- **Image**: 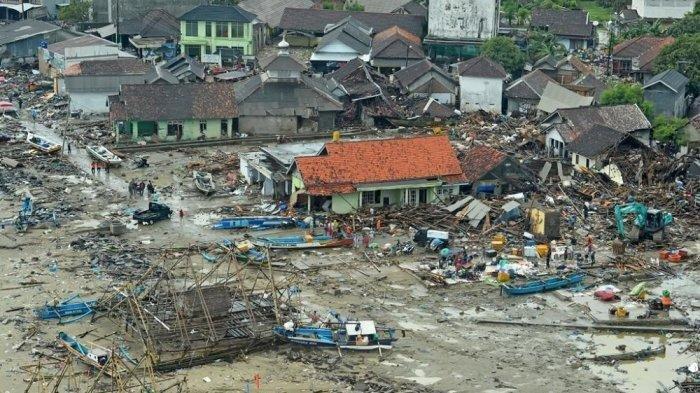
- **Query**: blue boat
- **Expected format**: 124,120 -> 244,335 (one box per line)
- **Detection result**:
252,235 -> 353,249
274,320 -> 399,351
58,331 -> 113,373
35,295 -> 96,323
212,216 -> 296,230
501,273 -> 585,296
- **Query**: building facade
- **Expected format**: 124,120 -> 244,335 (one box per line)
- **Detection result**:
630,0 -> 695,19
424,0 -> 499,61
179,5 -> 263,64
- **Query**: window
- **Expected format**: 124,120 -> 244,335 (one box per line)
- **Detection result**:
586,158 -> 590,168
575,155 -> 579,165
205,22 -> 212,37
167,122 -> 182,136
361,190 -> 380,205
220,119 -> 228,136
419,189 -> 428,204
185,45 -> 200,58
199,121 -> 207,133
231,22 -> 244,37
406,189 -> 417,205
185,21 -> 198,36
216,22 -> 228,38
436,186 -> 453,198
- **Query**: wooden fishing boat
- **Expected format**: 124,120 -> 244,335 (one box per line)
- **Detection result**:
590,345 -> 666,362
57,331 -> 113,375
252,235 -> 353,249
35,295 -> 96,323
193,170 -> 216,195
26,132 -> 61,154
501,273 -> 584,296
274,320 -> 399,351
86,145 -> 122,166
212,216 -> 296,230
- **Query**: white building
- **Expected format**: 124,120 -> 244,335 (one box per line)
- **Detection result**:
427,0 -> 499,41
631,0 -> 695,19
457,56 -> 507,113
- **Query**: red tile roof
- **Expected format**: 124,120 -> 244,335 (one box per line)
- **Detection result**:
459,145 -> 507,182
612,36 -> 675,72
295,136 -> 465,195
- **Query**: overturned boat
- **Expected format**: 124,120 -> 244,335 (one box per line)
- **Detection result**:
86,145 -> 122,166
501,273 -> 584,296
193,170 -> 216,195
26,132 -> 61,154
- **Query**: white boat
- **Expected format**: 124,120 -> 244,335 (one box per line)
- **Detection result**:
193,170 -> 216,195
26,132 -> 61,154
86,145 -> 122,166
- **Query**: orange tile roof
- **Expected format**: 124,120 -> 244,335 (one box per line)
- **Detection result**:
459,145 -> 507,182
295,136 -> 466,195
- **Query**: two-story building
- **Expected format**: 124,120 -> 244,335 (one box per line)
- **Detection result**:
179,5 -> 265,65
643,69 -> 689,118
423,0 -> 499,62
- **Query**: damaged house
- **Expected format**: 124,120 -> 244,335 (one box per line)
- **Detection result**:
457,56 -> 508,114
327,58 -> 401,127
109,83 -> 238,143
643,69 -> 689,118
290,136 -> 466,214
542,104 -> 653,158
240,142 -> 324,198
504,70 -> 556,114
64,58 -> 153,114
369,26 -> 424,72
611,36 -> 675,82
278,8 -> 425,47
528,54 -> 593,85
118,8 -> 180,60
310,17 -> 373,73
234,50 -> 344,134
530,9 -> 596,51
393,59 -> 458,105
568,124 -> 649,173
459,144 -> 531,195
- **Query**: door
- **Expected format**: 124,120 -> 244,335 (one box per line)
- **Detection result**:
418,189 -> 428,204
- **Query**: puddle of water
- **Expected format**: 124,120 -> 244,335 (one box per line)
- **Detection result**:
582,333 -> 693,393
396,368 -> 442,386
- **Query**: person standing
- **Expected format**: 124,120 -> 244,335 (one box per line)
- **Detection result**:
90,162 -> 95,175
138,181 -> 145,196
179,208 -> 184,224
67,141 -> 71,154
128,181 -> 134,199
96,162 -> 101,174
147,181 -> 155,196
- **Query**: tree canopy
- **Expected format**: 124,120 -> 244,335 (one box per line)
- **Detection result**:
653,34 -> 700,94
599,83 -> 655,120
480,36 -> 526,76
526,30 -> 567,62
58,0 -> 91,22
652,115 -> 688,142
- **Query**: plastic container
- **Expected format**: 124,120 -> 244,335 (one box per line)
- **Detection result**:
659,250 -> 670,260
536,244 -> 549,257
667,253 -> 682,263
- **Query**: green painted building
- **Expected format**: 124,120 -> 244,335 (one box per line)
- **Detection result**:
179,4 -> 265,64
290,136 -> 466,214
109,83 -> 238,144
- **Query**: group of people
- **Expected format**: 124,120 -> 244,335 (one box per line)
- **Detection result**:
128,179 -> 155,198
90,161 -> 109,175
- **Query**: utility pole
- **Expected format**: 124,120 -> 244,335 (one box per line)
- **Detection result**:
20,0 -> 25,19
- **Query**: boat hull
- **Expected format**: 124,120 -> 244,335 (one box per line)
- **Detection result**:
502,273 -> 584,296
252,236 -> 353,249
26,133 -> 61,154
193,171 -> 216,195
86,146 -> 122,166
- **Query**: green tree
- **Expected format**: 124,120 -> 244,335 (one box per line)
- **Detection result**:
621,20 -> 663,39
344,0 -> 364,11
652,115 -> 688,142
516,7 -> 530,25
526,30 -> 567,62
667,14 -> 700,37
599,83 -> 655,120
480,36 -> 526,76
58,0 -> 91,22
653,34 -> 700,94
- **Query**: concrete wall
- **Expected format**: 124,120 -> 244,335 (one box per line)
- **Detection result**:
572,152 -> 596,169
239,115 -> 298,135
631,0 -> 695,19
120,118 -> 231,142
427,0 -> 498,41
507,97 -> 538,114
644,84 -> 687,118
459,75 -> 502,113
69,92 -> 112,113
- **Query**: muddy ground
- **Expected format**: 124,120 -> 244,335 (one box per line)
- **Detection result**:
0,120 -> 697,393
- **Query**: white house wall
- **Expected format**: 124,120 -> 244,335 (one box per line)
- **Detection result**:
69,92 -> 111,113
631,0 -> 695,18
427,0 -> 499,41
459,75 -> 502,113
